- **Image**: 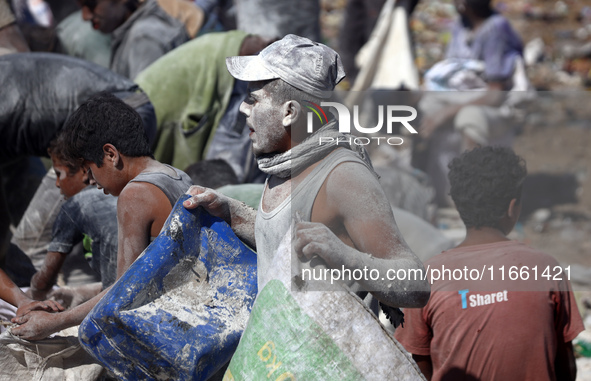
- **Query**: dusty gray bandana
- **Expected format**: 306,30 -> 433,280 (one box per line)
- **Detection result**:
256,119 -> 373,179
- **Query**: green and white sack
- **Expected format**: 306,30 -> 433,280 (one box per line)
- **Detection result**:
224,229 -> 425,380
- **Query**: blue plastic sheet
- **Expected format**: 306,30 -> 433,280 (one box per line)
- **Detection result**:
79,194 -> 257,380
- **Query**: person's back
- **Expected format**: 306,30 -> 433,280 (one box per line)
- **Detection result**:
409,241 -> 579,380
134,30 -> 249,169
135,31 -> 270,182
0,52 -> 156,160
395,146 -> 583,381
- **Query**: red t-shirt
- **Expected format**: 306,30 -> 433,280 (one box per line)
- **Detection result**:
395,240 -> 584,381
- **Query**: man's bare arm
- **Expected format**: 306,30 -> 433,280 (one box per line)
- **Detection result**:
115,182 -> 163,278
295,161 -> 430,307
11,287 -> 109,340
184,185 -> 257,249
0,268 -> 63,319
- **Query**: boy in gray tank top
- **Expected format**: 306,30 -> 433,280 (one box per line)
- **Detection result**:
12,93 -> 192,340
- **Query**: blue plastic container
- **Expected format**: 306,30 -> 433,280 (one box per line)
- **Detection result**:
79,194 -> 257,380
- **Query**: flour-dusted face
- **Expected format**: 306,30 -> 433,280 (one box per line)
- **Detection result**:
239,83 -> 291,157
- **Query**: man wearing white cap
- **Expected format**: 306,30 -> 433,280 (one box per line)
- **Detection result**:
184,34 -> 429,309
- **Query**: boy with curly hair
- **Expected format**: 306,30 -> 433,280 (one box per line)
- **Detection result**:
395,146 -> 583,380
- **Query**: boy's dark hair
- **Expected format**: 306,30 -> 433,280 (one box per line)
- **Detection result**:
448,146 -> 527,230
184,159 -> 239,189
48,131 -> 83,175
62,92 -> 153,167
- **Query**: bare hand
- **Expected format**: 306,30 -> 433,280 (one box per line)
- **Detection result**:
183,186 -> 231,223
15,300 -> 64,318
11,311 -> 62,341
293,222 -> 349,268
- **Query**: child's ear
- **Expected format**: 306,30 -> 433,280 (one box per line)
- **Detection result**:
103,144 -> 120,166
